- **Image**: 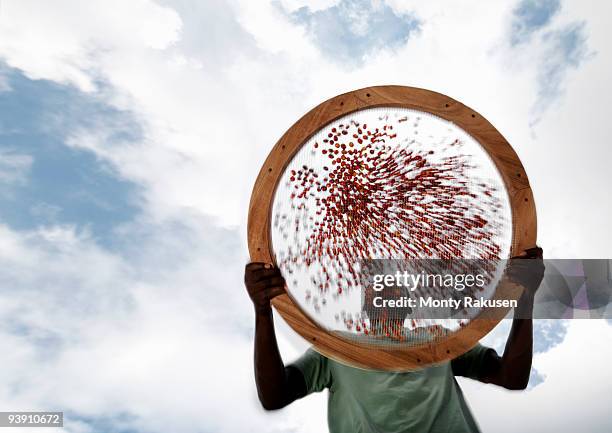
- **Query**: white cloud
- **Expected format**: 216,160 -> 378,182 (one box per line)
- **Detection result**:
461,320 -> 612,433
0,218 -> 278,432
0,0 -> 182,93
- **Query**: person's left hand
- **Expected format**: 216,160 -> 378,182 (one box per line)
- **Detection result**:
506,246 -> 545,298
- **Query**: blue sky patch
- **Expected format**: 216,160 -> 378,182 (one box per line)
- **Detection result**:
506,1 -> 592,120
533,320 -> 568,353
0,65 -> 143,248
280,0 -> 420,66
538,22 -> 589,104
511,0 -> 561,45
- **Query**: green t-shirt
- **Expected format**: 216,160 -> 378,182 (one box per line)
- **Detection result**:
290,344 -> 491,433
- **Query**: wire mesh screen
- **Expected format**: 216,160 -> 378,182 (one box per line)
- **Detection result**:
271,107 -> 513,349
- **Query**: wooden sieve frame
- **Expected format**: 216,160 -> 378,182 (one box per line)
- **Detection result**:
247,85 -> 537,371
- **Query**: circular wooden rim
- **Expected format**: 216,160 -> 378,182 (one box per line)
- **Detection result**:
248,85 -> 537,371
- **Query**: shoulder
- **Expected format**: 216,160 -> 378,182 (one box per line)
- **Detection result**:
451,343 -> 496,379
288,348 -> 333,393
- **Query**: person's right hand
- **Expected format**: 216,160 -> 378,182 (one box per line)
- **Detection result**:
245,262 -> 286,314
507,246 -> 545,298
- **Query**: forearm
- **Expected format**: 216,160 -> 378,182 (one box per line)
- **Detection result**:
254,306 -> 290,409
499,291 -> 534,389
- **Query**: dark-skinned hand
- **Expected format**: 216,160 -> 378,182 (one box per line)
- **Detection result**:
244,262 -> 286,314
507,246 -> 545,297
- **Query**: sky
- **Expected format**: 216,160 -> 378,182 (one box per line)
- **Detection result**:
0,0 -> 611,432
